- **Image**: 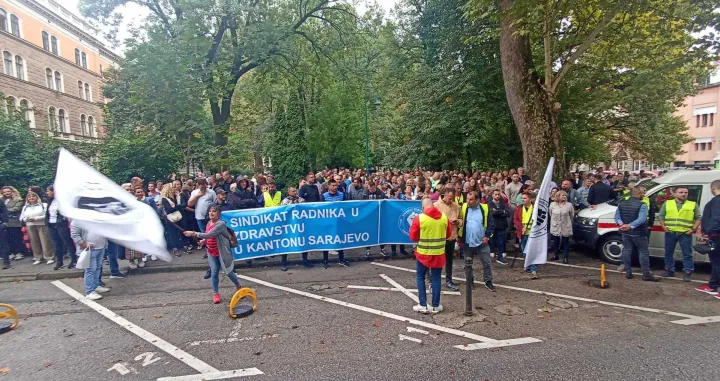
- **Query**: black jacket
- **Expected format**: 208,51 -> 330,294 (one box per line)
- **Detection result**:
229,188 -> 258,209
0,201 -> 8,227
298,184 -> 321,203
363,189 -> 386,200
45,198 -> 68,226
702,194 -> 720,236
588,182 -> 615,205
487,199 -> 510,231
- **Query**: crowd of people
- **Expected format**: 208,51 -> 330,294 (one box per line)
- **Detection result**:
4,165 -> 720,308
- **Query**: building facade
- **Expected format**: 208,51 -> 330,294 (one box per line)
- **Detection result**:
674,79 -> 720,167
0,0 -> 119,142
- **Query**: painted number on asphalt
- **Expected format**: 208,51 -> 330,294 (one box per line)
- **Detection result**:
135,352 -> 162,367
108,352 -> 162,375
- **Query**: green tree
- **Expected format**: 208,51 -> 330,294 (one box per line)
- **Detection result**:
267,94 -> 309,188
466,0 -> 719,179
98,130 -> 183,183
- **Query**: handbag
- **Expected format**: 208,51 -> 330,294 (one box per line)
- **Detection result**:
75,247 -> 91,269
167,211 -> 182,223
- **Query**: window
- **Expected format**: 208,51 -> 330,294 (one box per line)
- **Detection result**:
19,99 -> 34,128
78,81 -> 83,98
88,116 -> 96,137
81,52 -> 87,69
99,64 -> 103,76
695,143 -> 699,151
57,108 -> 66,132
703,114 -> 708,127
74,48 -> 80,65
14,56 -> 23,80
46,68 -> 53,88
701,142 -> 707,151
3,51 -> 13,76
0,10 -> 6,32
711,114 -> 715,127
10,14 -> 19,37
697,115 -> 701,128
84,83 -> 91,101
48,106 -> 57,130
710,142 -> 713,151
80,114 -> 87,135
6,96 -> 16,115
50,36 -> 58,55
42,31 -> 49,50
54,71 -> 62,92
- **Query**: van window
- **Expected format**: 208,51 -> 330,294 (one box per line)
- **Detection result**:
648,185 -> 702,214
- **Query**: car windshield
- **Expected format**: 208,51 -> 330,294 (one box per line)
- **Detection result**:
607,179 -> 661,206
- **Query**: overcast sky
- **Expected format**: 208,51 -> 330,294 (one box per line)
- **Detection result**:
63,0 -> 400,54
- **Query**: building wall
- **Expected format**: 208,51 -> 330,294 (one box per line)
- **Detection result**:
0,0 -> 120,142
674,84 -> 720,166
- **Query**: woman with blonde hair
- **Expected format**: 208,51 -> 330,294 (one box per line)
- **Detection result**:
20,191 -> 55,265
160,183 -> 187,257
549,190 -> 574,263
2,186 -> 27,260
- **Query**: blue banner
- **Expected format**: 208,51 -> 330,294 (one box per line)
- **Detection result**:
221,200 -> 422,260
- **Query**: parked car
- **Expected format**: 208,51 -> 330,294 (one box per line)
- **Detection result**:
573,170 -> 720,264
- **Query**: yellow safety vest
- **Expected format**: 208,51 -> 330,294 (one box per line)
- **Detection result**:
263,191 -> 282,207
455,193 -> 465,205
417,213 -> 449,256
522,205 -> 533,235
664,199 -> 696,233
458,203 -> 489,237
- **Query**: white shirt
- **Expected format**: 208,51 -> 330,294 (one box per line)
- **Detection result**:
48,199 -> 60,224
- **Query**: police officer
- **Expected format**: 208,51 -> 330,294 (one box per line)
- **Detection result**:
615,187 -> 659,281
409,198 -> 452,314
658,186 -> 701,281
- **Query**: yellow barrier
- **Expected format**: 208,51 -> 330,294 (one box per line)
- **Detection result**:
0,303 -> 19,331
229,288 -> 257,319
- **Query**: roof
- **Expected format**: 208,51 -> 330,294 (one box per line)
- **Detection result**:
653,169 -> 720,184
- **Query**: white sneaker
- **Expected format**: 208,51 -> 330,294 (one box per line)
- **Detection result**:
151,255 -> 157,261
428,305 -> 444,314
15,254 -> 23,260
33,260 -> 42,265
95,286 -> 111,293
413,304 -> 429,314
128,261 -> 138,270
138,260 -> 145,268
329,250 -> 338,255
142,256 -> 148,262
617,264 -> 625,272
46,260 -> 55,265
86,292 -> 102,300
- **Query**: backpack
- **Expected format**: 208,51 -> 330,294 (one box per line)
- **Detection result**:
226,227 -> 238,248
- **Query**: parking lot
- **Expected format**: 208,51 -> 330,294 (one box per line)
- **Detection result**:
1,251 -> 720,380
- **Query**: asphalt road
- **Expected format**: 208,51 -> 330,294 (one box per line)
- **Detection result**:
1,250 -> 719,381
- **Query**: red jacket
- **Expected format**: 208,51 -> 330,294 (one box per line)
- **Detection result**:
513,204 -> 532,239
409,206 -> 453,268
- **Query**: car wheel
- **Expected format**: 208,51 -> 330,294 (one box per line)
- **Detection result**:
598,234 -> 623,265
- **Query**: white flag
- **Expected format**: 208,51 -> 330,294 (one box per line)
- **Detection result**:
54,149 -> 171,261
523,157 -> 555,268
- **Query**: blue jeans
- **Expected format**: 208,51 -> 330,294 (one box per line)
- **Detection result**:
520,235 -> 537,272
664,232 -> 694,273
84,248 -> 105,295
207,255 -> 241,293
197,219 -> 207,234
553,235 -> 570,260
416,260 -> 442,308
622,234 -> 651,276
490,230 -> 506,260
105,242 -> 121,276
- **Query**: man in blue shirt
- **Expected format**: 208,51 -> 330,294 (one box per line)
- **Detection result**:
614,187 -> 659,281
457,191 -> 496,291
321,180 -> 349,269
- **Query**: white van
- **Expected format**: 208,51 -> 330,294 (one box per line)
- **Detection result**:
573,170 -> 720,264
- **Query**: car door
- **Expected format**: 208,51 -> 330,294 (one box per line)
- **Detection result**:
647,185 -> 703,259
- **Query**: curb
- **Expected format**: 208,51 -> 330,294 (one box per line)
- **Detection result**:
0,253 -> 414,283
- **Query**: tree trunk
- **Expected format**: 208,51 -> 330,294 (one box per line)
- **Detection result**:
498,0 -> 565,182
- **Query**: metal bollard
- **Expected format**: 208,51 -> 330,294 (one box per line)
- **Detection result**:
464,253 -> 474,316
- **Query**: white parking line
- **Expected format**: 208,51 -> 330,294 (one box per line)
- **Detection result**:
51,281 -> 263,379
454,339 -> 545,351
398,334 -> 423,343
669,316 -> 720,325
370,262 -> 702,320
379,274 -> 419,303
407,326 -> 429,334
504,256 -> 706,284
235,274 -> 542,348
346,285 -> 461,295
157,369 -> 265,381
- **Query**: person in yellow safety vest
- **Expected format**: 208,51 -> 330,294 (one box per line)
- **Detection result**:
658,185 -> 701,281
260,181 -> 282,207
457,191 -> 496,291
454,182 -> 466,206
513,192 -> 538,278
409,198 -> 452,314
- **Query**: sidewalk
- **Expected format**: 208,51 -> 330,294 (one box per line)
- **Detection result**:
0,247 -> 412,283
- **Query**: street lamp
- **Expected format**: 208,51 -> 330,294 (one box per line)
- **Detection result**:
365,96 -> 381,174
